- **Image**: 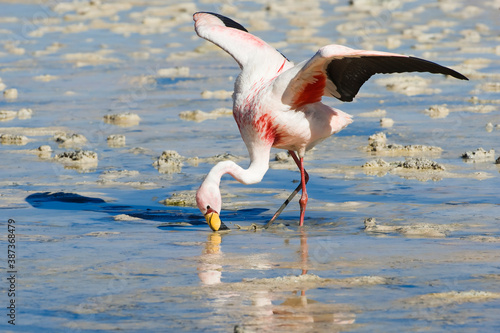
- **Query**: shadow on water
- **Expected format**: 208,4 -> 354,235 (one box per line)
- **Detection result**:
24,192 -> 270,230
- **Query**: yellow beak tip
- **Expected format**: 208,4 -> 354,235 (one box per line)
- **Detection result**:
205,212 -> 221,232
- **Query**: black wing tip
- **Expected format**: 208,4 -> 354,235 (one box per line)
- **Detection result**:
408,56 -> 469,81
326,55 -> 469,103
338,95 -> 354,102
195,11 -> 248,32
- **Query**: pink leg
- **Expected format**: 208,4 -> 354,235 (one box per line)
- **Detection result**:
289,151 -> 309,226
288,151 -> 309,183
264,151 -> 309,228
298,156 -> 308,226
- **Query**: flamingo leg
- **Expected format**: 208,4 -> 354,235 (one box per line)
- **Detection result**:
264,182 -> 302,228
264,151 -> 309,228
298,156 -> 308,226
288,151 -> 309,184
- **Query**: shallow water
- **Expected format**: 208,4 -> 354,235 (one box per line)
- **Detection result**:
1,0 -> 500,332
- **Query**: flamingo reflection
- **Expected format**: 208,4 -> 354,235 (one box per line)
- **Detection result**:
272,229 -> 356,328
197,229 -> 356,329
197,232 -> 223,285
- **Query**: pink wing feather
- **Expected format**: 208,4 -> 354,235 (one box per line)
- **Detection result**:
193,12 -> 287,71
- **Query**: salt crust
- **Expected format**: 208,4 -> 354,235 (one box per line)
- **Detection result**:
0,134 -> 28,145
107,134 -> 126,147
103,113 -> 141,127
54,132 -> 87,147
54,150 -> 98,169
461,148 -> 495,163
364,217 -> 457,237
0,108 -> 33,121
366,132 -> 442,155
404,290 -> 500,307
179,108 -> 232,122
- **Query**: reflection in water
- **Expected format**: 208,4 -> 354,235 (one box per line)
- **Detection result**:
272,229 -> 356,329
198,233 -> 223,285
300,227 -> 309,276
197,229 -> 356,330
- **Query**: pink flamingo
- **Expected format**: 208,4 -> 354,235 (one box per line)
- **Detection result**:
193,12 -> 467,231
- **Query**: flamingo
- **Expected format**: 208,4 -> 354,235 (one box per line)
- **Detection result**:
193,12 -> 467,231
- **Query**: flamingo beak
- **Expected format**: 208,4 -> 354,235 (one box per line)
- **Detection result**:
205,211 -> 221,231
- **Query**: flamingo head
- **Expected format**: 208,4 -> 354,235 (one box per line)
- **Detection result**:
196,179 -> 223,231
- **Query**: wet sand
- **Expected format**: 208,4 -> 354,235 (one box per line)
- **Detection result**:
0,0 -> 499,332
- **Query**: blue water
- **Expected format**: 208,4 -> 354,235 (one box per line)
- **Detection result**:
1,0 -> 499,332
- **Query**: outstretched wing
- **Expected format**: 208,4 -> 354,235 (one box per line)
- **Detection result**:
193,12 -> 288,72
279,45 -> 468,108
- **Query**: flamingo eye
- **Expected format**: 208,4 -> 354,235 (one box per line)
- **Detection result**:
206,205 -> 211,209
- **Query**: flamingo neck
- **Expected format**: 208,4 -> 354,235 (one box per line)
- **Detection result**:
206,149 -> 270,187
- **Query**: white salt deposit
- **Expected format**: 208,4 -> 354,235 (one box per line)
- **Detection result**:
3,88 -> 18,99
107,134 -> 126,147
103,113 -> 141,127
179,108 -> 232,122
0,133 -> 28,145
201,90 -> 233,99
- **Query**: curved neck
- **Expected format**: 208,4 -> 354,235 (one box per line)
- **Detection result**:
206,146 -> 271,186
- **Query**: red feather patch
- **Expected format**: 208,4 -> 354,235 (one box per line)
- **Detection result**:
253,112 -> 276,144
251,112 -> 286,146
291,74 -> 326,109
